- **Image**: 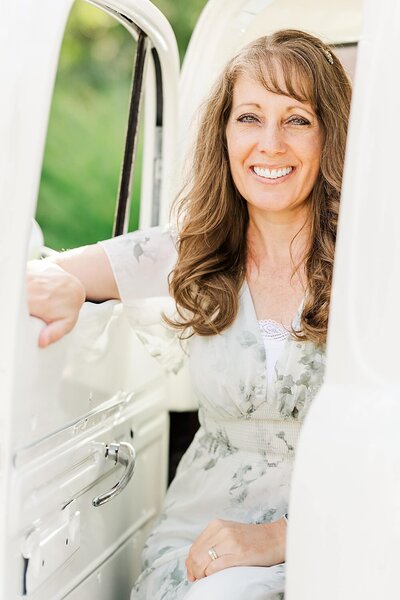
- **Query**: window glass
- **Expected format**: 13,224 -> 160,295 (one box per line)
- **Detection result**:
35,1 -> 140,251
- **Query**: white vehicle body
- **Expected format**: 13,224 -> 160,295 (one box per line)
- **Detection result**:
0,0 -> 398,599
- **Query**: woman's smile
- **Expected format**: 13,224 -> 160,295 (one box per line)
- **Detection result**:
250,165 -> 294,183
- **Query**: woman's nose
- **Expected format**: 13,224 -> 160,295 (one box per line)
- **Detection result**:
257,123 -> 286,155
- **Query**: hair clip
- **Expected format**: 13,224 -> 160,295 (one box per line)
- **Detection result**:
323,48 -> 334,65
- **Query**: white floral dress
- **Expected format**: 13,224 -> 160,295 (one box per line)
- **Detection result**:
100,226 -> 325,600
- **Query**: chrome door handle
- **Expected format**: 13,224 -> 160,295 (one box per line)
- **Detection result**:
92,442 -> 136,507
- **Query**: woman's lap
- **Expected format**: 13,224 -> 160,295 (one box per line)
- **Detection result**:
131,560 -> 285,600
183,565 -> 285,600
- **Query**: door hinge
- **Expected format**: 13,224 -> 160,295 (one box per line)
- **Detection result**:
21,499 -> 80,596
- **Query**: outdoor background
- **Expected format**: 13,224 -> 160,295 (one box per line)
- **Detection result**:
36,0 -> 207,250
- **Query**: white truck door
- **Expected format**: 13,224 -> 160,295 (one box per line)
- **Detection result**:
0,1 -> 180,599
286,0 -> 400,597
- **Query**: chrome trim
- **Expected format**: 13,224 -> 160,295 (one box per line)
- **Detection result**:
13,391 -> 134,469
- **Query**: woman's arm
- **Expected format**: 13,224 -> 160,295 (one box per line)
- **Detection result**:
27,226 -> 177,347
27,244 -> 119,348
45,244 -> 119,302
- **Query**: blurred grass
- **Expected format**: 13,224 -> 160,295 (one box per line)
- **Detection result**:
36,80 -> 134,249
36,0 -> 207,250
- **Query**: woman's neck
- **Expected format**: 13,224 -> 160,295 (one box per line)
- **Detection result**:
246,206 -> 311,269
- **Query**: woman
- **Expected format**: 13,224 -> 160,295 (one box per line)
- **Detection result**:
28,30 -> 351,600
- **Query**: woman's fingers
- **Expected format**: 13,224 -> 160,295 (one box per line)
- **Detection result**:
187,544 -> 234,581
186,520 -> 229,581
204,553 -> 235,577
38,318 -> 74,348
27,260 -> 86,347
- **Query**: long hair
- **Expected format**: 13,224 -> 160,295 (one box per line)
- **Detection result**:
167,30 -> 352,345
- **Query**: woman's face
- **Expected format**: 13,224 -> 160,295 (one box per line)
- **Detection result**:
225,71 -> 323,219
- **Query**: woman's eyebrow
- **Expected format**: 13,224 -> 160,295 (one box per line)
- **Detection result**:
233,102 -> 315,117
286,105 -> 315,117
234,102 -> 262,110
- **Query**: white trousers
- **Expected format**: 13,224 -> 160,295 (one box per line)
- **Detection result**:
183,565 -> 285,600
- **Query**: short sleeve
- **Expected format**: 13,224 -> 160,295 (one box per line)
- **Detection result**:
98,225 -> 177,304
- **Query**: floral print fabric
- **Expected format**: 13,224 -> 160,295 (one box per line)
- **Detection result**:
100,227 -> 326,600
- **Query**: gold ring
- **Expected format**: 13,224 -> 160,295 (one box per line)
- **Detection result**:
208,546 -> 218,561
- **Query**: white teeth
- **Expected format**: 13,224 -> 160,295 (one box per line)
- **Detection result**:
253,166 -> 293,179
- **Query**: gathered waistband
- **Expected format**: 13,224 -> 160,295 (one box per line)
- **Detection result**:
198,410 -> 302,456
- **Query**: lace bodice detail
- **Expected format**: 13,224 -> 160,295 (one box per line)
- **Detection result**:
258,319 -> 290,341
258,319 -> 289,384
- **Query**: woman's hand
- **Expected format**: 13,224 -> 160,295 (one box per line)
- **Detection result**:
185,518 -> 286,582
27,261 -> 86,348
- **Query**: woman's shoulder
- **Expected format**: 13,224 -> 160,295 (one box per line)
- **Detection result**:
98,225 -> 178,302
100,224 -> 177,259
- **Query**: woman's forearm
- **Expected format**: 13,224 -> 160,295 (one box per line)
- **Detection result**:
46,243 -> 120,302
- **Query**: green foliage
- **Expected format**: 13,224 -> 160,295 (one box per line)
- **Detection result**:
56,3 -> 134,88
36,0 -> 207,250
36,80 -> 137,250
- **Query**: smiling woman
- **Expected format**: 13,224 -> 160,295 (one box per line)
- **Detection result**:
169,30 -> 351,347
27,28 -> 351,600
225,76 -> 323,332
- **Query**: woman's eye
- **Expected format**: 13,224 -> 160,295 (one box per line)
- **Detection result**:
237,114 -> 259,124
287,116 -> 310,126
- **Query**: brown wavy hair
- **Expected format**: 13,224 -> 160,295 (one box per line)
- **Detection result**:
167,29 -> 352,345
